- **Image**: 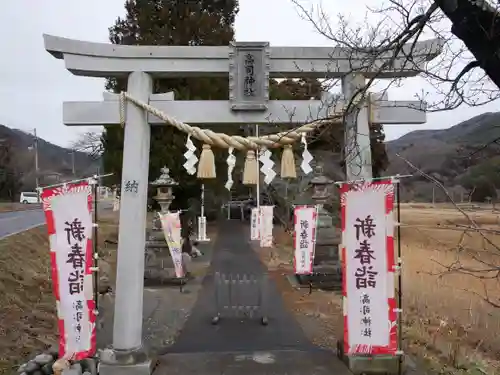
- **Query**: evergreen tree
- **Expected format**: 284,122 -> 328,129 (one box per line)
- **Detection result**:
103,0 -> 239,209
0,139 -> 20,201
270,78 -> 387,176
102,0 -> 387,210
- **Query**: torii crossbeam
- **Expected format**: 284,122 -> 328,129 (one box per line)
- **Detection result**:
44,34 -> 443,375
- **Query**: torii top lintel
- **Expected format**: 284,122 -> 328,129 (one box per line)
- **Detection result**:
43,34 -> 443,80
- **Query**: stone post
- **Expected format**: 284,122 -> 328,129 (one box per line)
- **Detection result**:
100,72 -> 153,374
342,73 -> 373,181
340,76 -> 398,375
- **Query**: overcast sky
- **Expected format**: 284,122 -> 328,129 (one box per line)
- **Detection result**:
1,0 -> 499,147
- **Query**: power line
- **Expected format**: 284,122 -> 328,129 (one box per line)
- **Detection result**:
465,136 -> 500,159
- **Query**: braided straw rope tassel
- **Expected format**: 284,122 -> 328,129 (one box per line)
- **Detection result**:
119,91 -> 338,179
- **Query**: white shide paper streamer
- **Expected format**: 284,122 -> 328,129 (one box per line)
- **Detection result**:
183,135 -> 198,175
225,147 -> 236,190
300,133 -> 313,175
259,148 -> 276,185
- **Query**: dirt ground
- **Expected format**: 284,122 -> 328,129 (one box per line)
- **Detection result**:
256,206 -> 500,375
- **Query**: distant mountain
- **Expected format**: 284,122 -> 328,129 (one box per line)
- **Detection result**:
386,112 -> 500,202
0,124 -> 100,190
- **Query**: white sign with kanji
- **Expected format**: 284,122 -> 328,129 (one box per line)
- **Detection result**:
293,206 -> 317,274
250,207 -> 260,240
159,211 -> 185,278
259,205 -> 274,247
42,181 -> 96,360
340,180 -> 398,356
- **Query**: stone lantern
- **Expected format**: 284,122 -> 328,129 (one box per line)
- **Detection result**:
309,164 -> 342,286
145,166 -> 178,279
311,165 -> 332,205
150,166 -> 178,231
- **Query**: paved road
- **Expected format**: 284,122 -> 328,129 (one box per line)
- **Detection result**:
0,209 -> 46,239
0,201 -> 114,240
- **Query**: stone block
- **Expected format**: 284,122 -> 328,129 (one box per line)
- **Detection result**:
98,360 -> 153,375
98,346 -> 153,375
343,355 -> 401,375
33,354 -> 53,366
61,369 -> 81,375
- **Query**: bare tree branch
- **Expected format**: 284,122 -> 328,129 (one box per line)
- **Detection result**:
72,131 -> 103,160
396,152 -> 500,309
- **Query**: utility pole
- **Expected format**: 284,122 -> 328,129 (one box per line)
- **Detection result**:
71,149 -> 75,176
33,128 -> 40,199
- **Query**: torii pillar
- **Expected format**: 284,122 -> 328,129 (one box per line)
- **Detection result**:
43,34 -> 442,374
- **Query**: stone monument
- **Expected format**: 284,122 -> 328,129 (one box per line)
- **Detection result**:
309,165 -> 342,288
145,167 -> 178,279
294,164 -> 341,288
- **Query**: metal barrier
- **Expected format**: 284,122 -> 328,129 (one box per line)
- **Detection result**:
212,272 -> 269,325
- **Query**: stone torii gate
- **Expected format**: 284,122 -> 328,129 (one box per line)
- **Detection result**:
43,34 -> 442,373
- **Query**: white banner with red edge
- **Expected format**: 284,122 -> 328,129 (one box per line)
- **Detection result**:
293,205 -> 318,274
250,208 -> 260,240
159,211 -> 185,278
340,180 -> 397,356
41,181 -> 96,360
259,205 -> 274,247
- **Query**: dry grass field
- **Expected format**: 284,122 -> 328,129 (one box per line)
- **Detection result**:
0,211 -> 119,375
400,205 -> 500,373
0,202 -> 41,213
256,205 -> 500,375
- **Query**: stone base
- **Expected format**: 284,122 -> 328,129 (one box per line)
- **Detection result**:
337,341 -> 402,375
196,237 -> 210,242
344,355 -> 401,375
99,347 -> 154,375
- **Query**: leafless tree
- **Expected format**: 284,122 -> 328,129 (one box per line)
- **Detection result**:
287,0 -> 500,308
72,131 -> 103,160
291,0 -> 500,111
398,153 -> 500,309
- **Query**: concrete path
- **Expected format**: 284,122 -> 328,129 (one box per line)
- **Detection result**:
157,350 -> 350,375
155,221 -> 352,374
168,220 -> 313,353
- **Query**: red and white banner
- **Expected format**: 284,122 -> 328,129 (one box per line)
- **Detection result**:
293,205 -> 318,274
340,180 -> 397,356
259,205 -> 274,247
250,208 -> 260,240
41,181 -> 96,360
159,212 -> 185,278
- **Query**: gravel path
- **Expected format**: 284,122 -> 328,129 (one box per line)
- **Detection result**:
96,241 -> 214,356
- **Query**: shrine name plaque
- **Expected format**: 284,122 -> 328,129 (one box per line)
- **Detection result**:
229,41 -> 270,111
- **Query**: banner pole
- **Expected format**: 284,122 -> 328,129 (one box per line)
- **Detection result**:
39,173 -> 114,190
333,174 -> 413,186
395,178 -> 403,375
92,176 -> 99,314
